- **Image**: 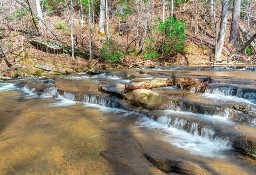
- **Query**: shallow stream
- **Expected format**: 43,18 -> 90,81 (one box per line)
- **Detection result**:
0,66 -> 256,174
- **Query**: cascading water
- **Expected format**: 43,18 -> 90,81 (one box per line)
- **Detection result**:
206,85 -> 256,103
0,83 -> 17,91
137,116 -> 231,157
83,95 -> 120,108
155,116 -> 219,141
1,67 -> 256,171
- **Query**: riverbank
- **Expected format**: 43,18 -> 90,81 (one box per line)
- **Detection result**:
1,45 -> 255,80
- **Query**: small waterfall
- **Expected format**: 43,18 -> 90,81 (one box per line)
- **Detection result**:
83,95 -> 120,108
155,116 -> 218,141
190,122 -> 199,135
137,116 -> 231,157
201,128 -> 216,140
41,86 -> 58,98
172,118 -> 187,130
246,66 -> 256,71
207,85 -> 256,103
62,92 -> 75,101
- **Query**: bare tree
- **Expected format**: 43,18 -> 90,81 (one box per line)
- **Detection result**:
99,0 -> 105,34
88,0 -> 93,59
162,0 -> 165,22
215,0 -> 229,62
35,0 -> 43,25
230,0 -> 241,46
171,0 -> 174,17
137,0 -> 150,55
70,0 -> 75,59
0,41 -> 12,67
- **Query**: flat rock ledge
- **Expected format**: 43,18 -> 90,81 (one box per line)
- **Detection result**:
144,153 -> 208,175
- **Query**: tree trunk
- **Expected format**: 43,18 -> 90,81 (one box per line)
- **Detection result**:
124,77 -> 211,93
70,0 -> 75,59
162,0 -> 165,22
246,0 -> 252,29
25,0 -> 40,34
106,0 -> 110,39
239,24 -> 256,51
210,0 -> 214,20
171,0 -> 174,17
230,0 -> 241,46
240,32 -> 256,52
137,0 -> 150,55
35,0 -> 43,25
0,44 -> 12,67
99,0 -> 105,34
88,1 -> 93,60
212,0 -> 217,62
215,0 -> 229,62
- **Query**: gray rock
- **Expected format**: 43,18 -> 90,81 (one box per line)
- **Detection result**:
232,136 -> 256,159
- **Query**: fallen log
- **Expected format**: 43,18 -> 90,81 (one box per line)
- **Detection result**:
239,24 -> 256,52
30,39 -> 64,54
63,46 -> 90,59
125,76 -> 211,93
30,39 -> 91,58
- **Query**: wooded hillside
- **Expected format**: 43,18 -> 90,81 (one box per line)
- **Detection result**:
0,0 -> 256,76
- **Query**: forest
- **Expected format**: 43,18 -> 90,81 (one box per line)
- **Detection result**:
0,0 -> 255,77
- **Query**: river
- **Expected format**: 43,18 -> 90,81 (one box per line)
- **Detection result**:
0,66 -> 255,175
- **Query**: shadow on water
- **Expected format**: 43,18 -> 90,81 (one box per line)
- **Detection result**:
0,91 -> 22,133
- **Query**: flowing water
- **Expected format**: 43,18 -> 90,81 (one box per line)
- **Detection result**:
0,66 -> 256,175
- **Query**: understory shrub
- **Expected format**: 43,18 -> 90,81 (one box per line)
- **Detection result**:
100,39 -> 124,63
143,17 -> 186,59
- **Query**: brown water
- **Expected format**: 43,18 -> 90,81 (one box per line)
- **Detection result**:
0,67 -> 256,175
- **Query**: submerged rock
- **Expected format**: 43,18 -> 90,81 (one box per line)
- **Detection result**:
232,136 -> 256,159
144,153 -> 207,175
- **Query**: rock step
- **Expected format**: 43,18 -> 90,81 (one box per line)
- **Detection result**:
125,89 -> 256,125
144,153 -> 208,175
207,83 -> 256,103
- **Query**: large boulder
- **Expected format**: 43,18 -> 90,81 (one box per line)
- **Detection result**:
144,153 -> 207,175
232,136 -> 256,159
124,89 -> 170,110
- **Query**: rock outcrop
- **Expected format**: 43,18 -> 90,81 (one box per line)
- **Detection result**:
232,136 -> 256,159
144,153 -> 208,175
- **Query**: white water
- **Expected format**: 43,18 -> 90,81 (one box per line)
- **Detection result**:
64,76 -> 90,80
137,116 -> 231,157
83,103 -> 127,113
0,83 -> 17,91
50,93 -> 76,107
91,73 -> 120,79
164,109 -> 233,124
65,74 -> 131,83
201,93 -> 255,105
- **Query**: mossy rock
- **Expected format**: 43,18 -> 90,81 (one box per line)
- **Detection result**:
125,89 -> 170,110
